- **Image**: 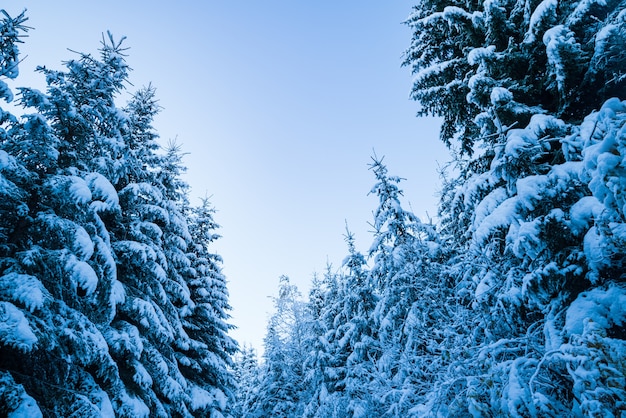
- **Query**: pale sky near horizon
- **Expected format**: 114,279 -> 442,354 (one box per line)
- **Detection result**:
6,2 -> 449,353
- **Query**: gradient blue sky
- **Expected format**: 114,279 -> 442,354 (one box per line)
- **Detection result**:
7,1 -> 449,352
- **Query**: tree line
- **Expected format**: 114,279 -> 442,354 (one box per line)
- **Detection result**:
1,0 -> 625,415
233,0 -> 626,416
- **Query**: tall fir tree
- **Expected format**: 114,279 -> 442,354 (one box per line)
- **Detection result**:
183,197 -> 238,417
404,0 -> 626,415
0,13 -> 237,416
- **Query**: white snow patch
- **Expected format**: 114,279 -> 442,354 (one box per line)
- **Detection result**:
473,187 -> 509,230
583,226 -> 610,278
525,0 -> 557,43
473,197 -> 520,245
190,386 -> 220,411
86,172 -> 119,212
7,391 -> 42,418
110,280 -> 126,306
543,26 -> 581,94
567,0 -> 608,26
67,176 -> 92,205
115,241 -> 157,264
511,218 -> 544,259
516,175 -> 548,210
72,226 -> 94,261
504,357 -> 533,416
106,322 -> 144,359
593,23 -> 618,59
504,128 -> 538,159
94,388 -> 115,418
468,45 -> 496,66
490,87 -> 513,106
474,271 -> 496,304
0,273 -> 47,313
0,150 -> 12,169
0,302 -> 38,351
132,300 -> 174,341
569,196 -> 604,235
119,391 -> 150,418
564,285 -> 626,336
132,360 -> 153,389
68,260 -> 98,295
526,114 -> 566,136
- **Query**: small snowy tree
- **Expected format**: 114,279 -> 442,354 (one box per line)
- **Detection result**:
309,229 -> 380,418
232,344 -> 262,418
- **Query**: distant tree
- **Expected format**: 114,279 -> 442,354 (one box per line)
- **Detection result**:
303,228 -> 380,417
232,344 -> 262,418
253,276 -> 310,418
366,157 -> 451,416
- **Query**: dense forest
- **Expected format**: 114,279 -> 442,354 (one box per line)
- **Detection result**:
231,0 -> 626,416
1,0 -> 625,417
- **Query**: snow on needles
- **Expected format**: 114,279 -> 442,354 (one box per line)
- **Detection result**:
0,273 -> 47,312
565,285 -> 626,336
0,301 -> 38,351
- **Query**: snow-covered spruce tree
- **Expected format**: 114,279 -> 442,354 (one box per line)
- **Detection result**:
404,0 -> 626,415
183,197 -> 238,416
0,25 -> 236,416
425,101 -> 626,417
110,88 -> 235,416
403,0 -> 626,154
366,157 -> 452,416
299,259 -> 375,418
0,24 -> 127,417
298,270 -> 333,417
111,148 -> 193,415
559,99 -> 626,416
299,267 -> 348,418
305,230 -> 380,418
0,10 -> 45,418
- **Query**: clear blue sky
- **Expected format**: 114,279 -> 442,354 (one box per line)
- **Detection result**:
7,1 -> 449,353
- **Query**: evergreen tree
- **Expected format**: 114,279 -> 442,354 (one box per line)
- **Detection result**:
254,276 -> 310,418
232,344 -> 262,418
0,23 -> 128,417
403,0 -> 626,153
0,15 -> 237,416
0,11 -> 44,418
404,0 -> 626,414
111,118 -> 194,416
367,157 -> 450,416
303,228 -> 380,417
183,197 -> 238,417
